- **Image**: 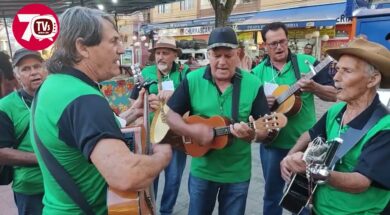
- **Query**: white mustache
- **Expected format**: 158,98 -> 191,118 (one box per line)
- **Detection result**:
157,63 -> 168,71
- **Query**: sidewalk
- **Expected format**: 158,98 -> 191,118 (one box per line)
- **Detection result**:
0,97 -> 332,215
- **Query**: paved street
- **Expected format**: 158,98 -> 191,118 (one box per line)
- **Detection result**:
0,98 -> 333,215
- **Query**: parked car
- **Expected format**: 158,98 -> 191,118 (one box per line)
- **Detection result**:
378,89 -> 390,108
178,49 -> 209,67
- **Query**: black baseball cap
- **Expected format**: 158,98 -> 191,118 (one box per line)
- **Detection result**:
207,27 -> 238,50
12,48 -> 43,67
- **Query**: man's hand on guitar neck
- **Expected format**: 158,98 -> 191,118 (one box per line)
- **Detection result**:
297,78 -> 317,93
297,77 -> 337,102
280,152 -> 306,182
230,121 -> 256,142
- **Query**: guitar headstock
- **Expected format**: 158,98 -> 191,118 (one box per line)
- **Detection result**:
254,112 -> 287,130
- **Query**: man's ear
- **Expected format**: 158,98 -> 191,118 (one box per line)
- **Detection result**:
75,38 -> 89,58
367,72 -> 381,89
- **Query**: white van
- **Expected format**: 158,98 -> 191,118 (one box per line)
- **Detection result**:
178,49 -> 209,66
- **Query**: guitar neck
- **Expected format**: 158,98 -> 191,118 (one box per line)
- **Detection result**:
276,56 -> 333,105
214,122 -> 255,137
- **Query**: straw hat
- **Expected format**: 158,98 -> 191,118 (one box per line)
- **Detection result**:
149,36 -> 182,56
326,38 -> 390,88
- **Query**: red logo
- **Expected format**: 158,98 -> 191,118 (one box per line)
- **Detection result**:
12,4 -> 59,51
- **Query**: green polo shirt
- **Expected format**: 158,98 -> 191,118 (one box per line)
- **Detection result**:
252,54 -> 324,149
130,63 -> 190,120
0,91 -> 43,194
32,67 -> 125,214
168,66 -> 269,183
312,101 -> 390,215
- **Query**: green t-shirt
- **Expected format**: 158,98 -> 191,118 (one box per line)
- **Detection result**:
31,68 -> 124,215
314,102 -> 390,215
168,66 -> 269,183
141,63 -> 189,95
252,54 -> 317,149
132,63 -> 189,121
0,91 -> 43,194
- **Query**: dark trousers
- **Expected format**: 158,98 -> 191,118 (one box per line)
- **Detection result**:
13,192 -> 44,215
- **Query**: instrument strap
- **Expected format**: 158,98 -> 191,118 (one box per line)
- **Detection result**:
31,88 -> 95,215
290,53 -> 301,81
231,68 -> 242,123
330,103 -> 388,167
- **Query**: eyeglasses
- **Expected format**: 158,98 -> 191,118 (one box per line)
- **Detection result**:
266,39 -> 288,49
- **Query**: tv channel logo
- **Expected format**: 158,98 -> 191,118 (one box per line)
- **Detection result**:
12,4 -> 59,51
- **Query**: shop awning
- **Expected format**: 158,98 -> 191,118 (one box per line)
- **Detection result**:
141,12 -> 256,33
237,3 -> 346,31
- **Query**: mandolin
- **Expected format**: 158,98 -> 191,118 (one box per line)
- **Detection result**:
271,56 -> 333,116
182,113 -> 287,157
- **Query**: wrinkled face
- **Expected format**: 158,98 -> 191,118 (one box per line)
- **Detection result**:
14,57 -> 47,94
155,48 -> 177,72
208,47 -> 238,81
264,28 -> 289,63
333,55 -> 378,102
86,19 -> 124,81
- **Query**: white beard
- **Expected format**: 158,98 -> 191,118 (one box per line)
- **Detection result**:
157,63 -> 168,72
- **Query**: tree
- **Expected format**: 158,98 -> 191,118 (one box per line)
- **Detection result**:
210,0 -> 236,27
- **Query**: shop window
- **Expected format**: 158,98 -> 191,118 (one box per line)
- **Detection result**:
158,4 -> 171,14
180,0 -> 194,10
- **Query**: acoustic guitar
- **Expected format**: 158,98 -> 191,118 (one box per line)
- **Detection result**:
271,56 -> 333,116
279,137 -> 342,214
107,66 -> 156,215
182,113 -> 287,157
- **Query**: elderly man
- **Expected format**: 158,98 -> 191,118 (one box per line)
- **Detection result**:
0,49 -> 46,214
251,22 -> 337,215
130,36 -> 190,215
31,7 -> 171,214
166,26 -> 270,215
281,38 -> 390,214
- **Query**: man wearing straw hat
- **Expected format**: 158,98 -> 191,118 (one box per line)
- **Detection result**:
131,36 -> 190,215
281,38 -> 390,214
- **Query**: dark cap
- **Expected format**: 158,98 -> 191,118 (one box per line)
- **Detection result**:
207,27 -> 238,50
12,48 -> 43,67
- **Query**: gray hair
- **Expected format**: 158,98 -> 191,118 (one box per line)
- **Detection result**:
365,61 -> 381,89
46,6 -> 116,73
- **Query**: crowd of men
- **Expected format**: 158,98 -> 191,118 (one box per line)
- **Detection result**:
0,6 -> 389,215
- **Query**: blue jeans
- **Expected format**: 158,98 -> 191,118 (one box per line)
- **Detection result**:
260,145 -> 289,215
13,192 -> 43,215
188,174 -> 249,215
154,148 -> 187,215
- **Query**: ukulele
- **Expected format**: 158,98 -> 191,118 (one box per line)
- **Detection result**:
271,56 -> 333,116
182,113 -> 287,157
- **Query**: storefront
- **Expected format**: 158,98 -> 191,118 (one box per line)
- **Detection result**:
236,2 -> 349,59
